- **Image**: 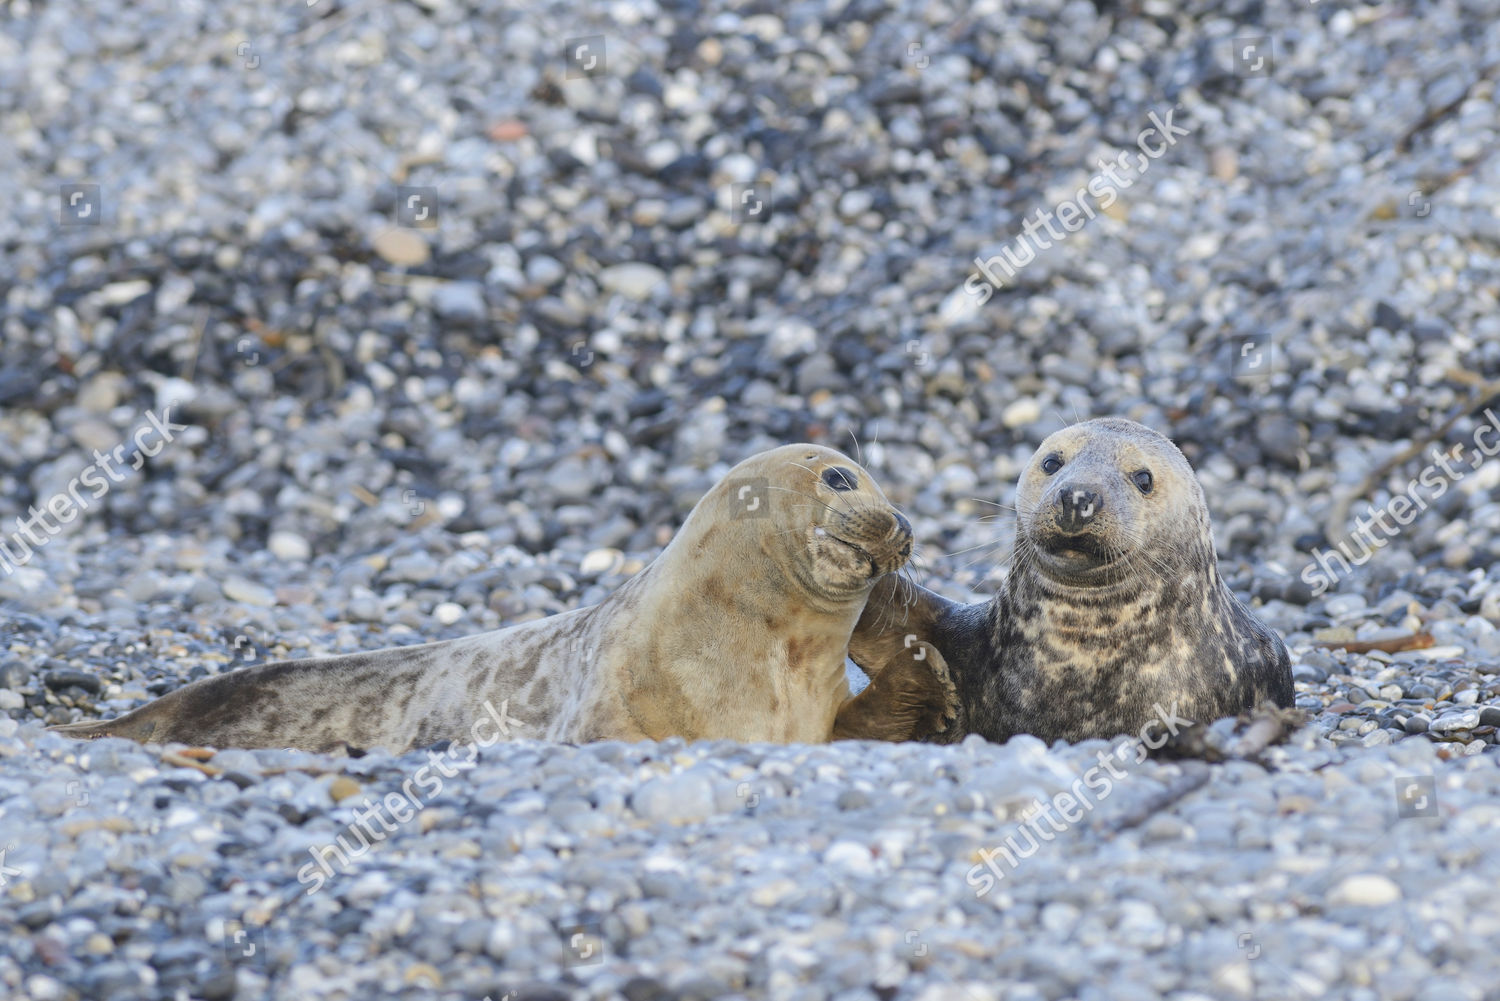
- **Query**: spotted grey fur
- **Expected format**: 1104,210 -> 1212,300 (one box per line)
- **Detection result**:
850,418 -> 1292,744
52,444 -> 942,752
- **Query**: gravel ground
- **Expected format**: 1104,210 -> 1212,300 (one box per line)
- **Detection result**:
4,0 -> 1500,998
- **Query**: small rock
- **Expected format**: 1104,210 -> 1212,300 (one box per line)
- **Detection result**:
1292,662 -> 1328,683
1256,414 -> 1305,467
599,263 -> 666,301
96,280 -> 153,306
432,282 -> 487,321
43,670 -> 103,695
1002,398 -> 1042,429
1429,709 -> 1480,733
222,576 -> 276,607
1328,874 -> 1402,907
328,777 -> 362,803
1372,301 -> 1405,332
580,549 -> 624,575
823,840 -> 875,874
630,772 -> 716,824
373,228 -> 430,266
267,531 -> 312,562
526,255 -> 566,286
837,190 -> 873,218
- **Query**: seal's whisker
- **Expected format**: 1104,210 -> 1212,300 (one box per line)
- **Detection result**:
965,497 -> 1016,512
761,483 -> 847,520
881,569 -> 922,629
1133,550 -> 1177,589
956,545 -> 1010,572
940,536 -> 1010,559
1104,524 -> 1174,584
1109,532 -> 1173,589
1007,531 -> 1038,578
902,557 -> 935,584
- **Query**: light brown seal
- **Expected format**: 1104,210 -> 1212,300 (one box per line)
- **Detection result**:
51,444 -> 951,752
850,418 -> 1293,743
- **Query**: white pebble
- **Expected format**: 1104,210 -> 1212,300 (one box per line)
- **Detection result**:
1328,875 -> 1402,907
267,531 -> 311,562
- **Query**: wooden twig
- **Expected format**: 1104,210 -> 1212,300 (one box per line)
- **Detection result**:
1314,632 -> 1435,655
1100,762 -> 1211,834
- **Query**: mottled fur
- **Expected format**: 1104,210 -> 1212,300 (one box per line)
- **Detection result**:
53,445 -> 946,752
851,419 -> 1292,743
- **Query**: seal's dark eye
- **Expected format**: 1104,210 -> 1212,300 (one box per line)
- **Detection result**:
822,467 -> 859,491
1132,470 -> 1153,494
1040,453 -> 1064,475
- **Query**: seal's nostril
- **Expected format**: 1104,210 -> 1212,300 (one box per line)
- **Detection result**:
1055,485 -> 1104,532
894,511 -> 912,537
822,467 -> 859,491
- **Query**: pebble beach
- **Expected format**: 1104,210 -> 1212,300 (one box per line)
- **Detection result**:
3,0 -> 1500,998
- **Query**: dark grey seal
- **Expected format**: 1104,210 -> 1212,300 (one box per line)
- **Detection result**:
849,418 -> 1293,743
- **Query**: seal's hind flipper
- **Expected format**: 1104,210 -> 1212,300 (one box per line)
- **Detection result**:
48,716 -> 159,742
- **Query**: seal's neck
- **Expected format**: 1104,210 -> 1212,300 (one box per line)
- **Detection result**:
621,535 -> 861,742
1001,543 -> 1226,652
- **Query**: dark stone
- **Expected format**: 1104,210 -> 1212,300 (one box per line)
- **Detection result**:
625,67 -> 663,99
622,976 -> 672,1001
1282,575 -> 1316,605
1373,301 -> 1405,332
627,389 -> 668,419
199,967 -> 238,1001
43,669 -> 103,695
657,153 -> 709,185
0,368 -> 36,406
274,802 -> 308,825
1294,531 -> 1328,551
1255,414 -> 1305,467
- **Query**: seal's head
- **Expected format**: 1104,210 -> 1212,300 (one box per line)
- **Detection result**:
1015,418 -> 1213,588
708,444 -> 912,603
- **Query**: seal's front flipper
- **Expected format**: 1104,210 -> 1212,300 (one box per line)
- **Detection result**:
848,574 -> 954,681
832,639 -> 958,742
